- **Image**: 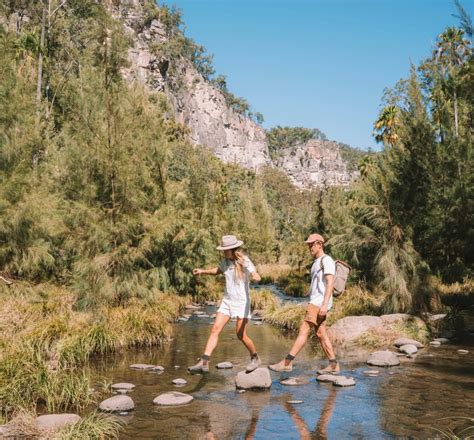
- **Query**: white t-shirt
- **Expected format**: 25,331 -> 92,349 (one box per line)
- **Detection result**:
309,254 -> 336,309
218,256 -> 256,303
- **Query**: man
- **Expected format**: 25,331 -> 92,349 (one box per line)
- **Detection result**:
269,233 -> 340,374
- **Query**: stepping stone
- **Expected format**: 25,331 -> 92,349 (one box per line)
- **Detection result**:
99,395 -> 134,412
197,314 -> 210,318
172,378 -> 187,386
458,349 -> 469,354
287,400 -> 303,404
333,376 -> 356,387
153,392 -> 193,406
130,364 -> 156,370
363,370 -> 380,376
393,337 -> 424,348
280,377 -> 309,386
433,338 -> 450,344
153,365 -> 165,372
36,414 -> 81,430
235,368 -> 272,390
429,341 -> 441,347
316,374 -> 338,383
367,351 -> 400,367
193,311 -> 206,315
111,383 -> 135,392
399,344 -> 418,355
237,389 -> 246,394
178,317 -> 189,322
216,362 -> 233,369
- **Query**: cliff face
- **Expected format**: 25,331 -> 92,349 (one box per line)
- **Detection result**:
110,1 -> 358,186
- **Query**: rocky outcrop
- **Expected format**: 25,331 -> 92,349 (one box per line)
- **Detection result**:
274,139 -> 358,187
107,1 -> 359,186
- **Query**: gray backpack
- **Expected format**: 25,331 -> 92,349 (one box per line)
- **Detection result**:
320,256 -> 352,297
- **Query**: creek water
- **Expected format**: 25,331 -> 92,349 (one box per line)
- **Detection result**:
91,288 -> 474,439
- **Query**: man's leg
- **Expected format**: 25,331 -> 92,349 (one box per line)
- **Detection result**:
315,323 -> 339,374
188,312 -> 230,373
269,320 -> 313,372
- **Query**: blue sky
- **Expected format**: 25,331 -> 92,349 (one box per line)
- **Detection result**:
161,0 -> 462,150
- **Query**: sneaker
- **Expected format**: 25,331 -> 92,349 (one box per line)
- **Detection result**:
316,362 -> 340,375
245,355 -> 261,372
268,360 -> 293,372
187,360 -> 209,374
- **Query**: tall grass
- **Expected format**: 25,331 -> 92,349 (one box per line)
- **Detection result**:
250,289 -> 280,311
263,303 -> 306,332
257,263 -> 292,284
53,412 -> 123,440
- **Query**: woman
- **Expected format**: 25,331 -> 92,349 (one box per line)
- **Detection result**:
188,235 -> 262,374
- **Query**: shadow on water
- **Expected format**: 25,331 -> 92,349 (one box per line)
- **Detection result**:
90,301 -> 474,439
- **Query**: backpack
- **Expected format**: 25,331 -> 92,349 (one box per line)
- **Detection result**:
320,256 -> 352,297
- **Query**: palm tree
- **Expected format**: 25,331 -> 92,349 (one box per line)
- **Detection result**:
433,27 -> 471,137
373,105 -> 401,147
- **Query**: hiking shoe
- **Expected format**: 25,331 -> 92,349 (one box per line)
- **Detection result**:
268,360 -> 293,372
187,360 -> 209,374
246,355 -> 261,373
316,362 -> 340,375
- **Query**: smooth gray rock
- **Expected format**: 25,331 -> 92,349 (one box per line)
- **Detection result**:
367,351 -> 400,367
280,377 -> 310,386
429,341 -> 441,347
333,376 -> 356,387
363,370 -> 380,376
111,383 -> 135,391
153,392 -> 193,406
36,414 -> 81,430
130,363 -> 156,370
287,400 -> 303,404
235,368 -> 272,390
216,362 -> 233,369
197,314 -> 210,318
458,349 -> 469,354
399,344 -> 418,355
316,374 -> 338,383
327,316 -> 383,343
185,304 -> 200,310
193,311 -> 206,315
393,337 -> 424,348
172,378 -> 187,385
433,338 -> 450,344
99,395 -> 134,412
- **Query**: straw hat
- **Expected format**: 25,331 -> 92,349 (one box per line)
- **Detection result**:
216,235 -> 244,250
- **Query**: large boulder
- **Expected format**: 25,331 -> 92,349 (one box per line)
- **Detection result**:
99,395 -> 134,412
153,392 -> 193,406
328,316 -> 383,343
36,414 -> 81,430
367,351 -> 400,367
235,368 -> 272,390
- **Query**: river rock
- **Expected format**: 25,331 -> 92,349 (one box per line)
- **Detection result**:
99,395 -> 134,412
333,376 -> 356,387
327,316 -> 383,343
193,311 -> 206,315
235,368 -> 272,390
399,344 -> 418,355
172,378 -> 187,385
280,377 -> 309,386
363,370 -> 380,376
393,337 -> 424,348
316,374 -> 338,383
216,362 -> 233,369
178,317 -> 189,322
197,314 -> 210,318
367,351 -> 400,367
111,383 -> 135,391
287,400 -> 303,404
36,414 -> 81,430
153,392 -> 194,406
458,349 -> 469,354
433,338 -> 450,344
429,341 -> 441,347
130,363 -> 156,370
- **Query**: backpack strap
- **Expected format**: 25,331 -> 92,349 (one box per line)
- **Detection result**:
318,255 -> 328,274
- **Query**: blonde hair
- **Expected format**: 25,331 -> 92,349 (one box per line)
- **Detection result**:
232,248 -> 246,281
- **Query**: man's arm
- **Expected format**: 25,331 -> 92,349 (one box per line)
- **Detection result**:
317,274 -> 334,322
193,267 -> 221,276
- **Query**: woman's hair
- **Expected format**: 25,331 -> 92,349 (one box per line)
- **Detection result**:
231,248 -> 246,281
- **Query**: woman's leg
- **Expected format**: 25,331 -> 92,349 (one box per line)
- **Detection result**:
235,318 -> 257,355
203,312 -> 230,359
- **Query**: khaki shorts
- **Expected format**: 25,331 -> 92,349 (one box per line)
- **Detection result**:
304,303 -> 326,326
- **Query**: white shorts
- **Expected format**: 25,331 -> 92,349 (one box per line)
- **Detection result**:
217,298 -> 251,319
